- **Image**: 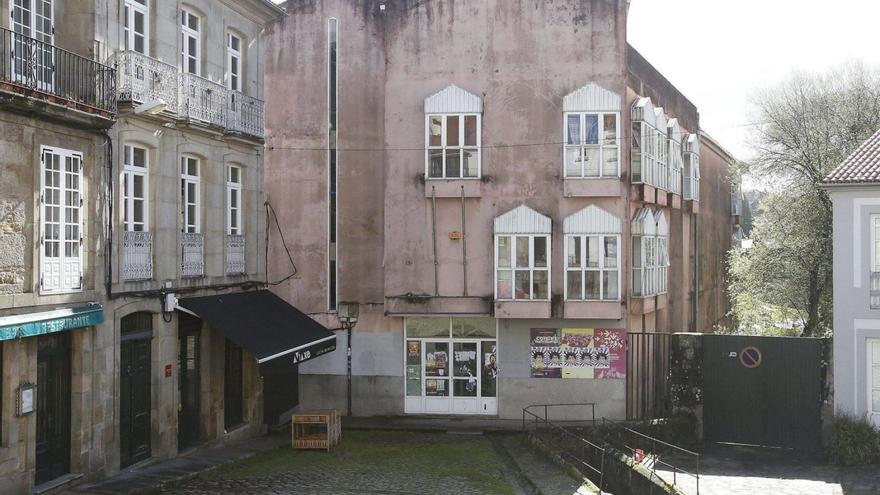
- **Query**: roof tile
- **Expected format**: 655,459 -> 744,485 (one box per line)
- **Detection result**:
824,129 -> 880,184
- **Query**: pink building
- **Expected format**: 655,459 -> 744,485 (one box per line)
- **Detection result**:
265,0 -> 736,419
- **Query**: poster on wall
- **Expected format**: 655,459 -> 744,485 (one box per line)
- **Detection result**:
530,328 -> 561,378
529,328 -> 627,379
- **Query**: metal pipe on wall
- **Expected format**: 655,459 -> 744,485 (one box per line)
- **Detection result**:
431,186 -> 439,296
461,186 -> 468,296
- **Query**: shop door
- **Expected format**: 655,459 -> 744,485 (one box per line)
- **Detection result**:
120,313 -> 152,468
423,341 -> 450,413
36,333 -> 71,486
178,316 -> 201,451
452,341 -> 479,414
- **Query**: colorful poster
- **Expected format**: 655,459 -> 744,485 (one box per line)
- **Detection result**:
529,328 -> 561,378
592,329 -> 627,379
561,328 -> 595,379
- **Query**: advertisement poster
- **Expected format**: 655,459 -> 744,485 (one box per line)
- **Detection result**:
530,328 -> 627,379
530,328 -> 561,378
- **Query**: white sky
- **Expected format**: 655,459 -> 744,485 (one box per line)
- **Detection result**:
628,0 -> 880,169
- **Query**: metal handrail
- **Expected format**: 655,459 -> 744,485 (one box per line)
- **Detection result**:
521,402 -> 597,430
602,417 -> 700,494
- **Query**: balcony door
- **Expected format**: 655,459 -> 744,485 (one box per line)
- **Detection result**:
10,0 -> 54,90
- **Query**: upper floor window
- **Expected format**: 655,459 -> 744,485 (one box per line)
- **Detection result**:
684,134 -> 701,201
653,109 -> 669,191
227,165 -> 242,235
180,156 -> 200,233
40,146 -> 83,293
493,205 -> 552,301
227,32 -> 242,92
668,119 -> 683,196
122,145 -> 149,232
563,205 -> 622,301
124,0 -> 148,55
632,97 -> 670,190
424,85 -> 482,179
180,8 -> 200,75
562,84 -> 622,179
871,215 -> 880,309
632,209 -> 669,298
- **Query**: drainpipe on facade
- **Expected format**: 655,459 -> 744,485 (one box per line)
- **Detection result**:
431,186 -> 439,296
693,216 -> 700,331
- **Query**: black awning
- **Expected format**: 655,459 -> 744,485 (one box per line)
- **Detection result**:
177,290 -> 336,365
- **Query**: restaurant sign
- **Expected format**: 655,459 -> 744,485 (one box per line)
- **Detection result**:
0,304 -> 104,341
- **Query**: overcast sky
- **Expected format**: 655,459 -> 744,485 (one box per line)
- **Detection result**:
628,0 -> 880,169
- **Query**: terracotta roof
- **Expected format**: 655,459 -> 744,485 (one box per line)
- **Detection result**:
824,129 -> 880,184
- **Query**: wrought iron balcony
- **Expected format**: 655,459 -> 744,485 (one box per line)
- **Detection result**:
871,272 -> 880,309
111,50 -> 178,114
122,231 -> 153,281
180,233 -> 204,278
179,72 -> 228,128
228,91 -> 265,138
0,27 -> 116,119
226,235 -> 246,275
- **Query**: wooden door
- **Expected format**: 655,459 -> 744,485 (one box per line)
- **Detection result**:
178,315 -> 201,450
35,333 -> 71,486
120,313 -> 152,468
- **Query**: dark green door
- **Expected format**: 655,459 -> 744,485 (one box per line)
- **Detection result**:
36,333 -> 71,486
120,313 -> 152,468
178,314 -> 201,451
702,335 -> 824,450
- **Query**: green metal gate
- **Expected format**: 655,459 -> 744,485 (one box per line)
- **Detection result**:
702,335 -> 825,450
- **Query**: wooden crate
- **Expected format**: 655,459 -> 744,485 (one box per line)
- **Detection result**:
292,409 -> 341,451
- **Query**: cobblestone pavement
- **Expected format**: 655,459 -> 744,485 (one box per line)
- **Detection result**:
655,444 -> 880,495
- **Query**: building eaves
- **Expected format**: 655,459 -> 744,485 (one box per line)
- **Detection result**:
823,129 -> 880,185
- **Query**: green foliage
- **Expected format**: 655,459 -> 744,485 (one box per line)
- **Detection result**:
829,414 -> 880,466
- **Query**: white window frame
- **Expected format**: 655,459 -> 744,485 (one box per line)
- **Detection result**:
494,234 -> 551,301
180,156 -> 200,234
564,234 -> 621,301
180,7 -> 200,75
563,112 -> 620,179
632,120 -> 662,187
123,0 -> 149,55
226,165 -> 242,235
11,0 -> 54,88
684,151 -> 701,201
669,138 -> 683,195
425,113 -> 481,179
39,146 -> 83,294
869,339 -> 880,424
121,144 -> 149,232
632,233 -> 668,298
227,31 -> 242,92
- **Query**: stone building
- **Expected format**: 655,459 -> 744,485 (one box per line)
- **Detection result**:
264,0 -> 738,420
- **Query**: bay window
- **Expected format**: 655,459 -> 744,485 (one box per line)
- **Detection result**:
565,235 -> 620,300
684,134 -> 701,201
426,113 -> 480,179
632,97 -> 671,189
564,112 -> 619,178
632,209 -> 668,298
654,111 -> 669,191
495,235 -> 550,301
668,120 -> 683,196
124,0 -> 148,55
40,146 -> 83,293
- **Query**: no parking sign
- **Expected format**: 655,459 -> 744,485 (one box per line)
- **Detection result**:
739,346 -> 762,369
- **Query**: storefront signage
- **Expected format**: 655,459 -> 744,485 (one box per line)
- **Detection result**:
290,338 -> 337,365
529,328 -> 627,379
0,304 -> 104,341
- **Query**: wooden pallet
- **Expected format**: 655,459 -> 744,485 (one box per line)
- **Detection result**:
291,409 -> 341,451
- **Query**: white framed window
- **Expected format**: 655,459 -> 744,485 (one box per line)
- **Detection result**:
565,235 -> 620,301
180,156 -> 200,233
227,32 -> 242,92
123,0 -> 148,55
11,0 -> 54,88
40,146 -> 83,293
869,340 -> 880,424
870,215 -> 880,309
668,124 -> 683,196
632,209 -> 668,298
564,112 -> 619,179
226,165 -> 242,235
122,145 -> 148,232
494,234 -> 550,301
180,7 -> 200,75
426,114 -> 480,179
684,134 -> 701,201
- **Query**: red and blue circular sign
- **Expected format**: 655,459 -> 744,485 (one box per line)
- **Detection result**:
739,346 -> 762,369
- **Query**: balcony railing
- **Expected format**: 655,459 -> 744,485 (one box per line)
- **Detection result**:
181,233 -> 204,278
226,235 -> 246,274
228,91 -> 265,138
871,272 -> 880,309
122,231 -> 153,281
111,50 -> 178,113
179,72 -> 228,128
0,27 -> 116,118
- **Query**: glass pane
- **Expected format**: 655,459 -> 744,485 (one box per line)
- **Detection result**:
497,270 -> 512,299
567,270 -> 582,300
565,147 -> 582,177
567,114 -> 581,145
604,237 -> 618,268
873,390 -> 880,413
584,114 -> 599,144
425,379 -> 448,397
407,318 -> 450,338
533,237 -> 547,268
873,342 -> 880,363
429,116 -> 442,146
452,318 -> 495,338
516,237 -> 529,268
603,270 -> 619,300
497,236 -> 511,268
584,148 -> 600,177
567,236 -> 581,268
463,149 -> 478,177
453,378 -> 478,397
533,271 -> 548,299
445,149 -> 461,178
515,271 -> 530,299
446,115 -> 460,147
453,342 -> 477,378
464,115 -> 477,146
633,237 -> 643,268
872,365 -> 880,385
133,147 -> 146,168
603,146 -> 618,176
585,271 -> 600,299
428,149 -> 444,178
603,114 -> 617,145
481,341 -> 497,397
133,198 -> 144,224
406,341 -> 421,397
586,237 -> 599,268
425,342 -> 449,377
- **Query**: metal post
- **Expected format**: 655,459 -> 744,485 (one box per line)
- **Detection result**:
431,187 -> 439,296
460,186 -> 468,296
347,324 -> 352,416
